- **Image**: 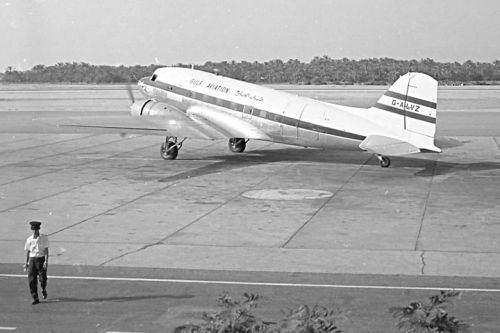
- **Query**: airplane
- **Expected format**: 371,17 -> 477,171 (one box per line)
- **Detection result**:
124,67 -> 441,167
5,67 -> 441,168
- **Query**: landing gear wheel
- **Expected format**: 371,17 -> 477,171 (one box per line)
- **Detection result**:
377,155 -> 391,168
228,138 -> 247,153
160,141 -> 178,160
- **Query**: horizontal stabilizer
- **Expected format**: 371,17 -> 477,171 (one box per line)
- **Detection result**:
359,134 -> 420,156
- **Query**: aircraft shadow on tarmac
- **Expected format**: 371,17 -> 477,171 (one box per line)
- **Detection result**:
45,293 -> 195,303
155,146 -> 500,183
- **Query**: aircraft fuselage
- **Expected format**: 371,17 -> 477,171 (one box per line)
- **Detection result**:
137,67 -> 385,150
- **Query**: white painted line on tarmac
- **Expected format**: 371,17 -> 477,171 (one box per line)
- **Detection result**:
0,328 -> 16,331
2,273 -> 499,292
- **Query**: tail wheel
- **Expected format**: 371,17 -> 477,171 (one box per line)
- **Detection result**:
228,138 -> 246,153
378,155 -> 391,168
160,141 -> 178,160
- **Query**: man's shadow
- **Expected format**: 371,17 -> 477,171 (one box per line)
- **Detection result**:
44,293 -> 194,303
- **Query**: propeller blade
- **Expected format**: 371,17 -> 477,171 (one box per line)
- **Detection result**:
126,85 -> 135,103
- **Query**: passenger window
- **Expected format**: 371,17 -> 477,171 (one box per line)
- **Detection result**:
151,74 -> 157,81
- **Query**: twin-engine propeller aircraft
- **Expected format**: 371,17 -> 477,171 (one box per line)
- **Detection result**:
126,67 -> 440,167
9,67 -> 440,167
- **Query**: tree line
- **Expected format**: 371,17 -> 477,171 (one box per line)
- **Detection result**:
2,57 -> 500,85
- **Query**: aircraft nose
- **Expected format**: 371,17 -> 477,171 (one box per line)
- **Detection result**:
137,77 -> 149,96
137,77 -> 146,87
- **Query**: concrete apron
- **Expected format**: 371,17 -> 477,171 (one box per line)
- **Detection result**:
1,135 -> 499,279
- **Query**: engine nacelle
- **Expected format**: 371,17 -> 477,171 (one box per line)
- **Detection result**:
130,100 -> 175,116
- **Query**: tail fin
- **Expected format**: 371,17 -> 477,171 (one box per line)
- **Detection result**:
370,72 -> 440,152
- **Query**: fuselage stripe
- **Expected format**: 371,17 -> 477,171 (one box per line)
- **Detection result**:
384,90 -> 437,109
142,78 -> 366,141
373,103 -> 436,124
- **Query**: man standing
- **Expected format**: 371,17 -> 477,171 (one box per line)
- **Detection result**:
24,221 -> 49,305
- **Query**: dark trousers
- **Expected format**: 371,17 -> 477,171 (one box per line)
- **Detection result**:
27,257 -> 47,300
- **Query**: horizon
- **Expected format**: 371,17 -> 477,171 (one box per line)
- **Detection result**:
3,56 -> 499,73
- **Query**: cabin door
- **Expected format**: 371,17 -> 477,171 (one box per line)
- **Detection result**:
281,100 -> 306,139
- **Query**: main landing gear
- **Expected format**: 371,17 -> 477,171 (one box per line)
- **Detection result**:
228,138 -> 248,153
160,137 -> 247,160
376,154 -> 391,168
160,136 -> 186,160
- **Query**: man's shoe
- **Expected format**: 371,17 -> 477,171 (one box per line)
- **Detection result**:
42,290 -> 47,299
32,299 -> 40,305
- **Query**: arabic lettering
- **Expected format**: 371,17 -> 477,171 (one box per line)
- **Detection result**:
235,90 -> 264,102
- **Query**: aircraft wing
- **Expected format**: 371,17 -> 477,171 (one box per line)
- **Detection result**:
0,110 -> 229,140
186,105 -> 271,140
359,134 -> 421,156
55,113 -> 230,140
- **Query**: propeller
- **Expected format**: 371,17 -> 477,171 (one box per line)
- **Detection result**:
121,81 -> 136,138
126,84 -> 135,104
126,70 -> 141,104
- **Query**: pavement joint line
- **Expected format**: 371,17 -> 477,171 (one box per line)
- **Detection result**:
161,154 -> 284,244
2,238 -> 500,254
0,140 -> 161,213
0,136 -> 33,146
280,154 -> 371,248
3,238 -> 500,254
0,138 -> 157,187
50,179 -> 180,239
414,159 -> 437,251
2,274 -> 500,293
0,133 -> 131,170
0,133 -> 97,155
99,152 -> 298,266
0,180 -> 101,215
100,157 -> 287,265
0,150 -> 156,215
76,139 -> 217,162
493,136 -> 500,152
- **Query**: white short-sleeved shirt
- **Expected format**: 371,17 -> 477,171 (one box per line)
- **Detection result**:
24,234 -> 49,258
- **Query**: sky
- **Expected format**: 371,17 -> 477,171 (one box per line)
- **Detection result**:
2,0 -> 500,71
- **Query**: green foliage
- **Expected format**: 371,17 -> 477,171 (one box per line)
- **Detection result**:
3,58 -> 500,84
174,292 -> 345,333
389,291 -> 471,333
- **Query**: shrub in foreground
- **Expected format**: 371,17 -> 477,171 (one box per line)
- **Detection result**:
389,291 -> 471,333
174,292 -> 345,333
175,290 -> 471,333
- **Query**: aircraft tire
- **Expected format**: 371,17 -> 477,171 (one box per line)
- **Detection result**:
228,138 -> 246,153
160,142 -> 178,160
379,156 -> 391,168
